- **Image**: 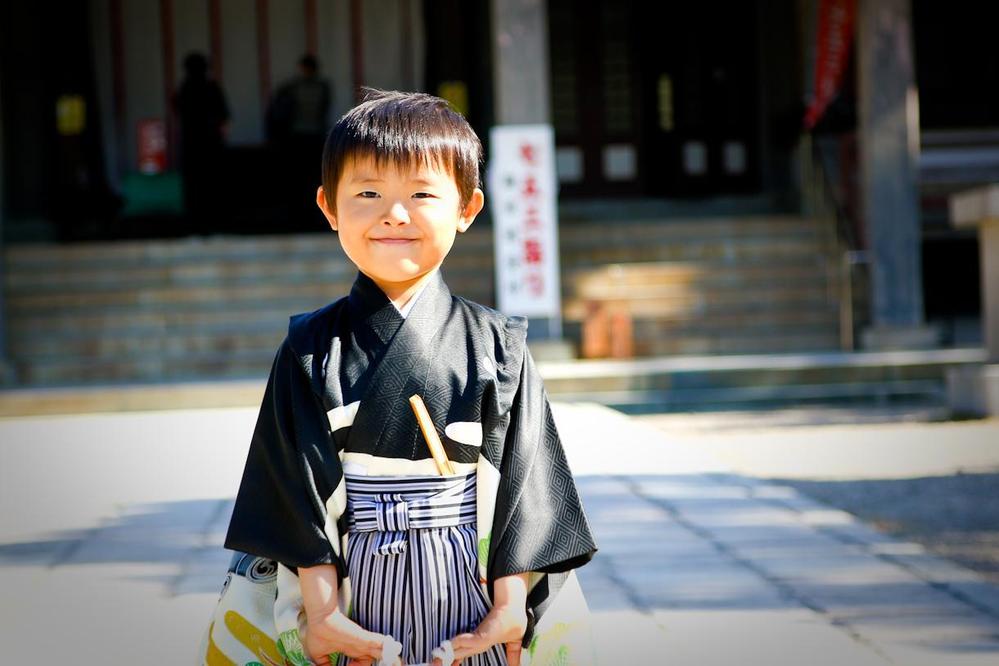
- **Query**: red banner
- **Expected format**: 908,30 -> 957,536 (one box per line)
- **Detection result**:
804,0 -> 856,130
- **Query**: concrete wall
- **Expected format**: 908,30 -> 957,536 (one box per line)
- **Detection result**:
362,0 -> 425,92
122,1 -> 167,168
173,0 -> 211,79
317,0 -> 355,120
219,0 -> 263,146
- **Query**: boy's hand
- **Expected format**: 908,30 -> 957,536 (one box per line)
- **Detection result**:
302,609 -> 401,666
433,572 -> 530,665
434,601 -> 528,666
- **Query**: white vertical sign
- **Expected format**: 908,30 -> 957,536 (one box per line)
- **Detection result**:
487,124 -> 561,318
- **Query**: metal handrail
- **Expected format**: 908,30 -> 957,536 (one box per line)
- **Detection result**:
799,132 -> 869,350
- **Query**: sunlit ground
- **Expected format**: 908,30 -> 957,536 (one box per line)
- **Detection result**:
1,404 -> 998,663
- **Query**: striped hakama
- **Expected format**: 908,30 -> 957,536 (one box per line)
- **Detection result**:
341,472 -> 505,666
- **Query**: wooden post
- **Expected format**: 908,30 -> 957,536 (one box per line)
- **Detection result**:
350,0 -> 364,101
948,185 -> 999,416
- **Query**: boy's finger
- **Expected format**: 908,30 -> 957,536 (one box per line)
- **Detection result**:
505,640 -> 522,666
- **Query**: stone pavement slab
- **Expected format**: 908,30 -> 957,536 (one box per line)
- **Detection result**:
0,403 -> 998,664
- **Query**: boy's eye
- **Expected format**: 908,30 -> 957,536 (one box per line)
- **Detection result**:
412,192 -> 435,199
357,191 -> 379,198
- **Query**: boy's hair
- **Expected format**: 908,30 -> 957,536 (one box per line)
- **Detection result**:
321,88 -> 482,215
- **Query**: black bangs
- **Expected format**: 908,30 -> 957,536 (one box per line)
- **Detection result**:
321,88 -> 483,213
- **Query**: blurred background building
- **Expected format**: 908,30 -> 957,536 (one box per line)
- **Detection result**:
0,0 -> 995,414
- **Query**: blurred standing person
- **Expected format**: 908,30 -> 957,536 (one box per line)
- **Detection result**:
267,54 -> 331,230
173,52 -> 230,234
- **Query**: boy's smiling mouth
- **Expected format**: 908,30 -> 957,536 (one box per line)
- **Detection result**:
371,237 -> 418,244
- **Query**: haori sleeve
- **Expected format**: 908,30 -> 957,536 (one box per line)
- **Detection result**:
488,344 -> 597,580
224,340 -> 345,574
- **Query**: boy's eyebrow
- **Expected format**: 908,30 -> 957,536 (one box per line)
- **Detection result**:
348,175 -> 439,186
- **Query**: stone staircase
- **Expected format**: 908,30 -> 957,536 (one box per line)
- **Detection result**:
561,215 -> 843,356
3,215 -> 843,387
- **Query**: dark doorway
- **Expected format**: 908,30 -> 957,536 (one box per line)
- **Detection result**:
1,0 -> 118,241
548,0 -> 762,198
637,2 -> 761,197
422,0 -> 493,150
548,0 -> 643,196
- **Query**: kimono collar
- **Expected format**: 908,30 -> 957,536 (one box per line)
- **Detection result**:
347,271 -> 452,347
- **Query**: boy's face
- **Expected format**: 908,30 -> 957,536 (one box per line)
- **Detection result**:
317,155 -> 484,297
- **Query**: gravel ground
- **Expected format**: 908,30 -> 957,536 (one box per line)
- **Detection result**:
776,471 -> 999,584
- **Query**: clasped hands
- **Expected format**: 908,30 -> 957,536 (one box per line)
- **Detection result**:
304,601 -> 527,666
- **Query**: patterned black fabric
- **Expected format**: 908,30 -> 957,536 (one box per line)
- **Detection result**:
224,270 -> 597,641
225,337 -> 345,571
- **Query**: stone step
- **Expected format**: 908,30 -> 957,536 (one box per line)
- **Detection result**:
9,328 -> 287,361
2,216 -> 822,269
5,275 -> 495,313
9,309 -> 840,361
552,380 -> 947,412
2,215 -> 840,386
554,240 -> 826,267
5,348 -> 981,412
3,254 -> 499,293
13,348 -> 278,386
557,216 -> 823,243
631,331 -> 842,356
8,306 -> 318,337
565,261 -> 833,291
4,241 -> 824,298
564,285 -> 834,320
541,348 -> 984,412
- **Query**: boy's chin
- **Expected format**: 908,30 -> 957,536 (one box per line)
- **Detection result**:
365,267 -> 436,286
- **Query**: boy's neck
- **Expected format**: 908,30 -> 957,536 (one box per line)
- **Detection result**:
368,269 -> 438,312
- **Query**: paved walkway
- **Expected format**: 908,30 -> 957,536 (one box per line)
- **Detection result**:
1,405 -> 998,664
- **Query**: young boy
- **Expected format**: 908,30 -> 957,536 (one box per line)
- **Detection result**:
198,89 -> 596,666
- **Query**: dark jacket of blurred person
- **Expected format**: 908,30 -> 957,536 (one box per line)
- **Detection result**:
266,54 -> 331,230
173,52 -> 230,232
266,54 -> 331,143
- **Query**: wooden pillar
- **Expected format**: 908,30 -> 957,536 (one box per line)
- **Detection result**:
304,0 -> 318,57
159,0 -> 176,168
256,0 -> 271,116
209,0 -> 223,83
400,0 -> 413,90
109,0 -> 127,176
350,0 -> 364,101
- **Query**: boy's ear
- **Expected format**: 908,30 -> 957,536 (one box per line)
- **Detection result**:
316,186 -> 337,231
457,188 -> 485,233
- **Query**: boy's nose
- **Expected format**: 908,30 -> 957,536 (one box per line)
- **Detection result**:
383,201 -> 411,225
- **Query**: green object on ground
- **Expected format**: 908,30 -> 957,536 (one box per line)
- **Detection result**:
120,171 -> 183,216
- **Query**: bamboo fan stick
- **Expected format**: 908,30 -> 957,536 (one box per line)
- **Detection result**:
409,394 -> 455,476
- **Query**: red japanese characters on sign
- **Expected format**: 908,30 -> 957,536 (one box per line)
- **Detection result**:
519,144 -> 545,295
488,124 -> 561,317
137,118 -> 168,175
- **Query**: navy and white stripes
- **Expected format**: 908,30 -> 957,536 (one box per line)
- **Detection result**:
341,472 -> 506,666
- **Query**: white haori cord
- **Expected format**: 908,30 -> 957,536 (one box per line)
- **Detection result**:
385,639 -> 454,666
378,636 -> 403,666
